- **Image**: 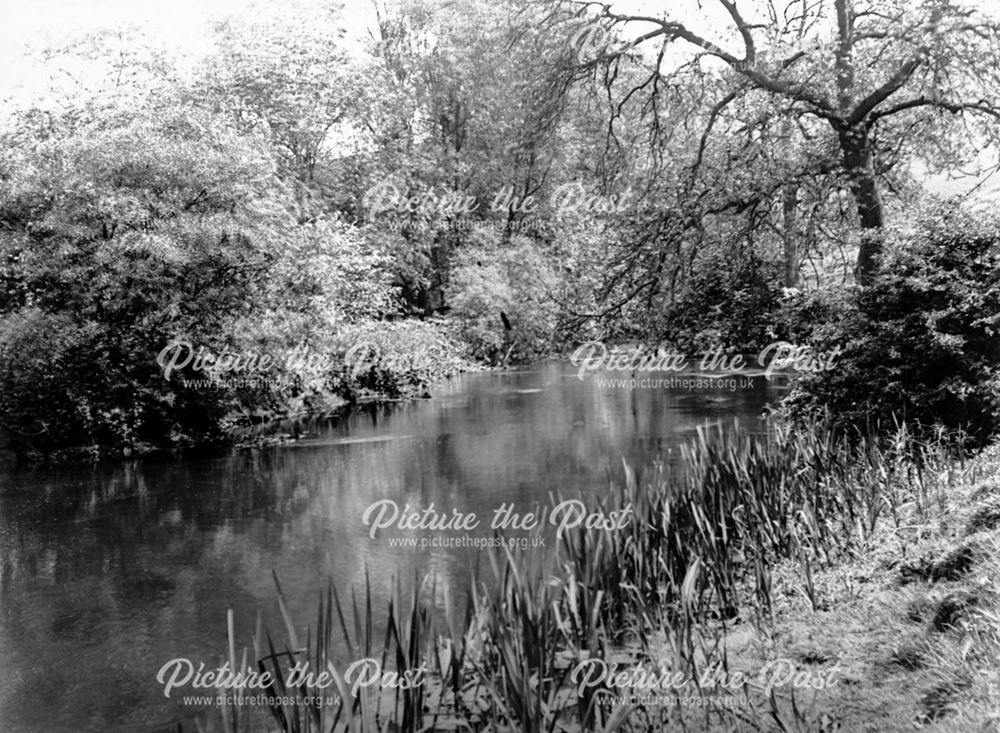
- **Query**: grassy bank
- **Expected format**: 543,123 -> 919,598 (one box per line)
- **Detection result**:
732,442 -> 1000,732
195,422 -> 1000,733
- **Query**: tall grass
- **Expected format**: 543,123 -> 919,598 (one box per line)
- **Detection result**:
200,418 -> 956,732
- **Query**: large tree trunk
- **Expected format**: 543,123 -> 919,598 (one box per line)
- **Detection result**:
783,183 -> 800,288
837,124 -> 884,286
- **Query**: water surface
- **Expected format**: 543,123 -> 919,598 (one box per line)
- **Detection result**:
0,360 -> 779,732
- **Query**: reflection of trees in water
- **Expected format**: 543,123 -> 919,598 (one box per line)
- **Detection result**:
0,364 -> 779,731
0,451 -> 350,732
0,365 -> 780,605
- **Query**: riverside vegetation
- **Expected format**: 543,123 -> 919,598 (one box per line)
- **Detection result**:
181,418 -> 1000,733
3,1 -> 1000,730
2,0 -> 1000,460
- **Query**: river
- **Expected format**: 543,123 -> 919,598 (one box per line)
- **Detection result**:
0,360 -> 781,732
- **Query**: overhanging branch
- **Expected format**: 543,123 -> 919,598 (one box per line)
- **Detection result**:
594,8 -> 837,118
717,0 -> 756,66
870,97 -> 1000,122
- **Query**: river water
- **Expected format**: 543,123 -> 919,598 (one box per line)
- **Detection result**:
0,360 -> 780,732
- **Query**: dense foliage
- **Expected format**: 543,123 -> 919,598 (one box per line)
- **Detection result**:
1,0 -> 999,456
657,255 -> 788,353
446,234 -> 559,364
786,208 -> 1000,447
0,103 -> 282,450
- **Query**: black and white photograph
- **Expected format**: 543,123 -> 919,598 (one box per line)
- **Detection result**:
1,0 -> 999,730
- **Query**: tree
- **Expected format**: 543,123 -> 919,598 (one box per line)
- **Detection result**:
198,4 -> 359,185
0,96 -> 300,451
357,0 -> 589,314
573,0 -> 1000,284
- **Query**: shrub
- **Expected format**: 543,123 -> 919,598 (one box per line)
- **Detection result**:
334,318 -> 470,399
658,255 -> 787,353
0,103 -> 298,453
446,234 -> 558,364
785,204 -> 1000,447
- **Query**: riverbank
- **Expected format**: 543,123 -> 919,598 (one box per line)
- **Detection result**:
693,441 -> 1000,731
572,435 -> 1000,731
201,421 -> 1000,733
566,431 -> 1000,731
0,352 -> 480,465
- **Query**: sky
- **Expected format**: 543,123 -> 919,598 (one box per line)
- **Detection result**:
0,0 -> 376,51
0,0 -> 379,102
5,0 -> 998,91
1,0 -> 997,201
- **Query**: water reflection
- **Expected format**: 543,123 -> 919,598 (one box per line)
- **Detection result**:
0,360 -> 780,732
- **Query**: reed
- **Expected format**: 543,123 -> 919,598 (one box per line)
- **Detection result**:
202,417 -> 956,732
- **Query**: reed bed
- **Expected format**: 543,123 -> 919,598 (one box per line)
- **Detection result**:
197,418 -> 958,733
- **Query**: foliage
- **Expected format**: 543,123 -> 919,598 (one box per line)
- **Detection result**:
0,102 -> 292,452
199,3 -> 360,183
3,0 -> 1000,456
446,234 -> 559,364
335,317 -> 470,399
576,0 -> 1000,284
786,204 -> 1000,447
657,254 -> 787,354
349,0 -> 590,316
772,284 -> 855,345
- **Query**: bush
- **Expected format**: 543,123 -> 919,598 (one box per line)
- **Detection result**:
0,103 -> 298,453
0,233 -> 270,451
773,284 -> 854,345
446,234 -> 558,364
658,255 -> 787,353
335,318 -> 471,399
786,205 -> 1000,447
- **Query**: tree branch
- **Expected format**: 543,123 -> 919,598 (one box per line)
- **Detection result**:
688,87 -> 744,184
597,9 -> 837,117
717,0 -> 756,66
870,97 -> 1000,122
847,57 -> 924,126
847,5 -> 945,126
834,0 -> 855,112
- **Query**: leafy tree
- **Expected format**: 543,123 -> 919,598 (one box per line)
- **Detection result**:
0,99 -> 297,451
447,232 -> 560,363
573,0 -> 1000,284
357,0 -> 593,316
659,255 -> 787,353
198,3 -> 360,185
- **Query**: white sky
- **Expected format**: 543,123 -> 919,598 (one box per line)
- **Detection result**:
1,0 -> 996,199
0,0 -> 379,101
0,0 -> 377,47
4,0 -> 997,87
4,0 -> 997,100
